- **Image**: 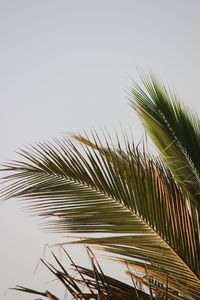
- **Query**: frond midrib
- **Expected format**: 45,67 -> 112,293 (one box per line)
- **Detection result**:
15,166 -> 200,286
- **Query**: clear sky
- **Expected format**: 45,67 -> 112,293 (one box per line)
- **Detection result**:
0,1 -> 200,299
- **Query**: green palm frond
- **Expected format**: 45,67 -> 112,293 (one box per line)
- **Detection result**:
130,74 -> 200,212
2,134 -> 200,299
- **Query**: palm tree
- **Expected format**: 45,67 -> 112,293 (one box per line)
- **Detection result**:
2,75 -> 200,299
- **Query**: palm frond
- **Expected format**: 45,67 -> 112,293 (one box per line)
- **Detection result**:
130,74 -> 200,212
13,247 -> 152,300
2,134 -> 200,299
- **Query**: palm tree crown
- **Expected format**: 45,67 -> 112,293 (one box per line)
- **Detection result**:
2,75 -> 200,299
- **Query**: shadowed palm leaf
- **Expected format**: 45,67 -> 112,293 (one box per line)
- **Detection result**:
13,247 -> 153,300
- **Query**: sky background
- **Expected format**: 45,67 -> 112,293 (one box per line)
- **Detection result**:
0,1 -> 200,299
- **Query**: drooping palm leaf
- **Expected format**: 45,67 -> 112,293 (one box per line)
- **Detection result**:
69,134 -> 200,290
2,134 -> 200,299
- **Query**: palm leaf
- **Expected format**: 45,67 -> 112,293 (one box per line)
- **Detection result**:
2,135 -> 200,299
130,74 -> 200,213
13,247 -> 152,300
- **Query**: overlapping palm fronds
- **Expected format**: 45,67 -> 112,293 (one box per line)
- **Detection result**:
2,75 -> 200,299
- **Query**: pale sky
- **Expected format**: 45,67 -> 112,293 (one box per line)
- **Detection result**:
0,1 -> 200,299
